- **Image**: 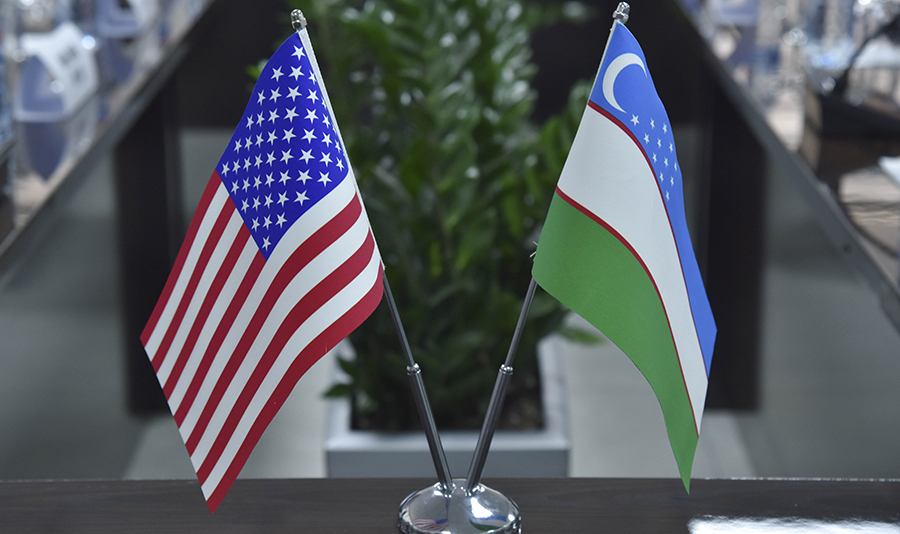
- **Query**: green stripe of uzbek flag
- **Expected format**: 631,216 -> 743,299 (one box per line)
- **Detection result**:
533,191 -> 698,487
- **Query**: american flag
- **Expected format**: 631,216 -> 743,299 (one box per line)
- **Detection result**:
140,30 -> 383,512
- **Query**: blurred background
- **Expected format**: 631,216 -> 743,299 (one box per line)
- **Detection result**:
0,0 -> 899,488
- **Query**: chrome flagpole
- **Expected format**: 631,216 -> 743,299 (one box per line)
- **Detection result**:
464,277 -> 537,492
396,282 -> 534,534
398,277 -> 534,534
465,2 -> 632,494
382,271 -> 454,492
291,9 -> 452,493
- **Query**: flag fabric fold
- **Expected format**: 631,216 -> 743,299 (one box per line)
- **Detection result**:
532,20 -> 716,489
140,29 -> 383,512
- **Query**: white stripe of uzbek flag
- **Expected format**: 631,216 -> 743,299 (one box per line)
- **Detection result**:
558,106 -> 708,432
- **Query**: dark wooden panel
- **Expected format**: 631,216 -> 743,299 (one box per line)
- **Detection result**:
0,478 -> 898,533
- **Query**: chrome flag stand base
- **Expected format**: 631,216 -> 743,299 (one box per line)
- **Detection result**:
398,479 -> 521,534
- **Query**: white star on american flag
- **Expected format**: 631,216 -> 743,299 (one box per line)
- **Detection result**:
216,38 -> 352,259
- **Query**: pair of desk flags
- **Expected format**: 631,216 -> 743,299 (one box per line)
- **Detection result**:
140,15 -> 716,512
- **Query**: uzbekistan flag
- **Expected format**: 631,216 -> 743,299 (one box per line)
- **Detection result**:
532,20 -> 716,489
141,29 -> 383,511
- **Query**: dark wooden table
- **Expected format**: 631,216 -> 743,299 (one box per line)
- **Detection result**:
0,478 -> 897,532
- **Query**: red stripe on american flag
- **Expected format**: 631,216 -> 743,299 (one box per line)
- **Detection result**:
142,174 -> 223,345
185,196 -> 363,454
174,242 -> 264,426
196,231 -> 376,483
163,227 -> 254,398
203,263 -> 384,513
151,194 -> 235,372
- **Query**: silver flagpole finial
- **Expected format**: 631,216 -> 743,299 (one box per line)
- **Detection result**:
613,2 -> 630,24
291,9 -> 307,31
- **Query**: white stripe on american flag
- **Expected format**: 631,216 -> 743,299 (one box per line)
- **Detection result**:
155,213 -> 245,386
188,221 -> 376,482
174,176 -> 358,443
166,237 -> 258,412
187,199 -> 372,467
144,185 -> 232,359
173,234 -> 265,431
199,245 -> 381,498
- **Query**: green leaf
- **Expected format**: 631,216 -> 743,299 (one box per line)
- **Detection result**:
428,240 -> 443,278
279,0 -> 596,431
500,187 -> 524,238
454,209 -> 497,273
246,59 -> 266,81
336,356 -> 358,379
323,383 -> 354,398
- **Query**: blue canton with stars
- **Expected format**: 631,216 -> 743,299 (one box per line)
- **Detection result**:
588,22 -> 716,374
215,33 -> 348,260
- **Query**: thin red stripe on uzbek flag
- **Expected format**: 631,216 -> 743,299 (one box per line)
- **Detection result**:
554,185 -> 697,436
587,99 -> 709,382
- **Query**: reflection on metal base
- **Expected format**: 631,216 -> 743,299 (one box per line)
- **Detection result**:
398,479 -> 521,534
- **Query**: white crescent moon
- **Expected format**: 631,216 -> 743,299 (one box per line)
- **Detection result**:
602,53 -> 646,113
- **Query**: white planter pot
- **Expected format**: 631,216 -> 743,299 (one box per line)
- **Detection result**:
324,336 -> 570,478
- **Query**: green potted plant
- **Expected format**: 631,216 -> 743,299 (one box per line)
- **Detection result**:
278,0 -> 596,473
